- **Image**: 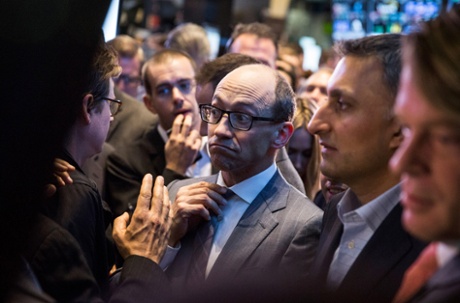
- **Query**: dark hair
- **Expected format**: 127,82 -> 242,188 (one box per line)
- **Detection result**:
404,6 -> 460,115
276,59 -> 297,90
272,72 -> 296,122
142,49 -> 196,95
85,39 -> 121,113
335,34 -> 402,101
226,22 -> 278,54
107,34 -> 144,61
195,53 -> 261,89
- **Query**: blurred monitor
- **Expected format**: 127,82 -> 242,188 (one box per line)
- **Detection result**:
332,0 -> 442,40
204,25 -> 221,60
332,0 -> 367,41
368,0 -> 441,35
103,0 -> 122,41
299,37 -> 322,71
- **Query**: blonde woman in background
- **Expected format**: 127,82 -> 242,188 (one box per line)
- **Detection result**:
287,97 -> 321,200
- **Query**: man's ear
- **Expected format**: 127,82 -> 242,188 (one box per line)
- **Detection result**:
143,94 -> 157,114
81,94 -> 93,125
389,118 -> 404,150
273,122 -> 294,149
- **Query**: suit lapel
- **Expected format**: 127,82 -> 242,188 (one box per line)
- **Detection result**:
338,203 -> 420,300
208,172 -> 286,279
144,126 -> 166,175
310,193 -> 344,284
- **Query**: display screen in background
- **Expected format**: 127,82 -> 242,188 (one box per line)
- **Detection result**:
369,0 -> 441,35
103,0 -> 121,41
332,0 -> 444,40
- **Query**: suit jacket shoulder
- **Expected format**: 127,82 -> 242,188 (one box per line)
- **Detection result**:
275,146 -> 306,194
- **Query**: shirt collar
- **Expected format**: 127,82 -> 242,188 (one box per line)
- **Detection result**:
338,183 -> 401,231
158,124 -> 169,143
437,241 -> 460,268
216,163 -> 277,204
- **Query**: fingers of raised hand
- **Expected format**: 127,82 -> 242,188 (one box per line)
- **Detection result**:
135,174 -> 154,213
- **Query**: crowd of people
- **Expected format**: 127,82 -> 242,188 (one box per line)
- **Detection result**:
2,1 -> 460,302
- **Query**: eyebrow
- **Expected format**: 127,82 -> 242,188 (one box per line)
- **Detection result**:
156,78 -> 193,87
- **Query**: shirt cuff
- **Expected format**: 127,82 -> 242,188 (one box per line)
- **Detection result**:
159,243 -> 181,271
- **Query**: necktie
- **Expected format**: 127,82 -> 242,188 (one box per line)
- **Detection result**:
392,242 -> 438,303
187,188 -> 235,282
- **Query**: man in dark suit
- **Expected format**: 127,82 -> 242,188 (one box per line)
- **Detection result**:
389,6 -> 460,303
106,49 -> 202,217
307,34 -> 426,303
163,64 -> 322,297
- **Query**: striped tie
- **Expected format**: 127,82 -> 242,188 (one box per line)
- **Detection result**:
187,188 -> 235,282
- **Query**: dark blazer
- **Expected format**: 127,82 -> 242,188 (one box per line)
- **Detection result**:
408,253 -> 460,303
166,171 -> 323,292
82,142 -> 115,200
310,190 -> 427,303
25,215 -> 171,303
106,124 -> 187,217
42,151 -> 113,292
106,88 -> 157,151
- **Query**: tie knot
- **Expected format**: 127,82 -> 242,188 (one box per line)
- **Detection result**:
223,188 -> 236,200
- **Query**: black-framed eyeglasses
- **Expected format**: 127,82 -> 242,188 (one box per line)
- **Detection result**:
102,97 -> 122,116
199,104 -> 281,131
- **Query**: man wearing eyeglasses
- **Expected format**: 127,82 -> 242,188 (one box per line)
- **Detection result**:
162,64 -> 322,298
106,49 -> 202,217
39,41 -> 123,297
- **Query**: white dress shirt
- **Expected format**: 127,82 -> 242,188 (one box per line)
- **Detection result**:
160,163 -> 277,276
205,163 -> 277,276
437,241 -> 460,268
190,136 -> 212,177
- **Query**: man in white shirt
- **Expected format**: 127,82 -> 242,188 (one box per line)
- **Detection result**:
163,64 -> 322,297
389,6 -> 460,303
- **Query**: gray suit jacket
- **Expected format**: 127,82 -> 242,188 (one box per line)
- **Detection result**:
276,146 -> 306,195
166,171 -> 323,291
408,253 -> 460,303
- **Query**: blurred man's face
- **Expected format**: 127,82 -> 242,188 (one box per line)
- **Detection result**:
230,34 -> 276,69
287,127 -> 313,179
114,56 -> 142,98
195,82 -> 214,136
298,70 -> 331,106
390,64 -> 460,242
